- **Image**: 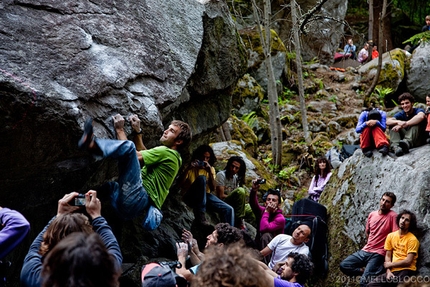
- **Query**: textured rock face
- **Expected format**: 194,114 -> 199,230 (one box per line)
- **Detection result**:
407,44 -> 430,102
299,0 -> 349,64
0,0 -> 247,285
321,146 -> 430,286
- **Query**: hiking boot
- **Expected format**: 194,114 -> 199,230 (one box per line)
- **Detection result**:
399,140 -> 410,154
363,150 -> 373,158
378,145 -> 389,156
394,146 -> 404,157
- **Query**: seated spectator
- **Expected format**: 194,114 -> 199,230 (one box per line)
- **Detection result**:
259,252 -> 314,287
20,191 -> 122,287
261,225 -> 311,270
179,145 -> 234,226
372,45 -> 379,59
425,95 -> 430,144
357,43 -> 370,63
176,223 -> 243,282
387,93 -> 426,156
344,39 -> 357,59
308,157 -> 332,201
250,180 -> 285,264
191,242 -> 272,287
0,207 -> 30,287
356,107 -> 390,157
422,15 -> 430,32
41,232 -> 121,287
215,156 -> 255,229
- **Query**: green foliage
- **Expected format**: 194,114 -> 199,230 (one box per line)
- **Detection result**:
373,86 -> 394,107
403,31 -> 430,46
279,87 -> 298,105
304,57 -> 319,65
241,111 -> 258,128
278,166 -> 298,180
329,95 -> 338,103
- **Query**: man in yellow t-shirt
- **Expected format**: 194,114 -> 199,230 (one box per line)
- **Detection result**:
367,210 -> 419,287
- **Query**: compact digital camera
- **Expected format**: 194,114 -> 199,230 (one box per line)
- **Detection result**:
256,178 -> 266,184
73,194 -> 86,206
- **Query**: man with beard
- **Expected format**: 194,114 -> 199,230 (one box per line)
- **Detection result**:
261,252 -> 314,287
78,116 -> 191,222
260,225 -> 311,270
175,223 -> 243,282
340,192 -> 398,287
367,210 -> 419,287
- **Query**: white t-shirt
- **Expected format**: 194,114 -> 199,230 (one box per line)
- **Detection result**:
215,170 -> 239,195
267,234 -> 310,269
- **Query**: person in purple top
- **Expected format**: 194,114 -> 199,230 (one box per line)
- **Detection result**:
249,179 -> 285,264
0,207 -> 30,286
308,157 -> 332,202
261,252 -> 314,287
0,207 -> 30,259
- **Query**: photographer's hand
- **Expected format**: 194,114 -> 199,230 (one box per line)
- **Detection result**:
85,190 -> 101,220
57,192 -> 80,216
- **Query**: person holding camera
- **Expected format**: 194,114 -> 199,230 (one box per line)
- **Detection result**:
178,145 -> 234,226
249,179 -> 285,265
215,156 -> 255,230
20,191 -> 122,287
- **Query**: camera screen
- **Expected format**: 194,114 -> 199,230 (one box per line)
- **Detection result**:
74,197 -> 86,206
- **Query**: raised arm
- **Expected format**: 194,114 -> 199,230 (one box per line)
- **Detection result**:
0,207 -> 30,259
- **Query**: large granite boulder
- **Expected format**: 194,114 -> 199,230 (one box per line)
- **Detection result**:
321,145 -> 430,286
407,43 -> 430,103
0,0 -> 247,285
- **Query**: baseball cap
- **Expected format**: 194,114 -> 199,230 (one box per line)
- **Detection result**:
141,263 -> 187,287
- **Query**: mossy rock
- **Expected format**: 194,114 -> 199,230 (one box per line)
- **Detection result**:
228,116 -> 258,155
239,26 -> 287,68
232,73 -> 265,114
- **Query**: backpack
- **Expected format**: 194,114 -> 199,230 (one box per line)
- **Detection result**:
286,198 -> 329,278
325,147 -> 342,169
340,145 -> 360,160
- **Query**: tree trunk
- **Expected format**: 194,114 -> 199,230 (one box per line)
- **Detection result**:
364,0 -> 388,100
291,0 -> 311,144
368,0 -> 373,42
372,0 -> 392,52
251,0 -> 283,168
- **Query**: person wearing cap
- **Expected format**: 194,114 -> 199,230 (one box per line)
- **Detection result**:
175,223 -> 243,282
141,262 -> 187,287
249,180 -> 285,265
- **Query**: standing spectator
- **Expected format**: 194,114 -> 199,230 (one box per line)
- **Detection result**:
41,232 -> 121,287
367,210 -> 419,287
425,95 -> 430,144
344,39 -> 357,59
422,15 -> 430,31
372,45 -> 380,59
307,157 -> 332,202
340,192 -> 398,287
179,145 -> 234,226
215,156 -> 254,229
20,191 -> 122,287
357,43 -> 370,63
356,107 -> 390,157
387,93 -> 426,156
250,180 -> 285,264
78,117 -> 191,225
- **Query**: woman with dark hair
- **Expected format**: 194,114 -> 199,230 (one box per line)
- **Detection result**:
308,157 -> 332,202
179,145 -> 234,226
215,156 -> 255,229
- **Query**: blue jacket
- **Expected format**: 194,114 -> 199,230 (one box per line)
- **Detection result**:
0,208 -> 30,259
356,109 -> 387,134
20,216 -> 122,287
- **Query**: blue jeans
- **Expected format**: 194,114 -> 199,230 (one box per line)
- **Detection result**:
340,250 -> 385,287
206,193 -> 234,226
95,139 -> 149,220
